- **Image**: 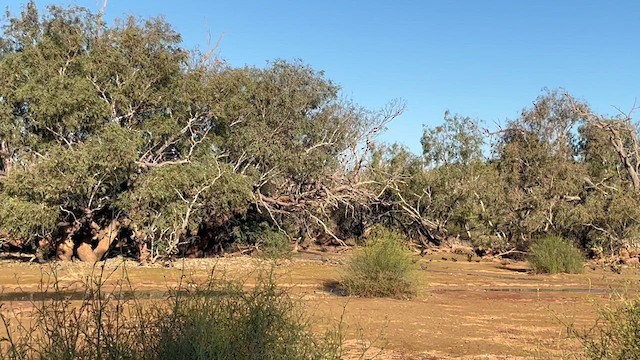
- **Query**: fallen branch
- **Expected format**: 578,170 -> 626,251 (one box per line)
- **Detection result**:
493,248 -> 528,258
0,252 -> 36,262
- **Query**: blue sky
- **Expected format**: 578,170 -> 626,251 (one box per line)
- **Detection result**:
3,1 -> 640,153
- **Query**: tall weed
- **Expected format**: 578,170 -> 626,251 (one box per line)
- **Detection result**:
0,263 -> 342,360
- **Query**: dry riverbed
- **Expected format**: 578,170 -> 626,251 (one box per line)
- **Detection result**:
1,252 -> 639,359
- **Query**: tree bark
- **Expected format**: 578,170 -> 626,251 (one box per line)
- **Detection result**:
56,238 -> 74,261
92,219 -> 120,260
76,242 -> 98,262
592,120 -> 640,192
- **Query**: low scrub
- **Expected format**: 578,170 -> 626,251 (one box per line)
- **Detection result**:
232,222 -> 292,259
155,270 -> 339,359
341,227 -> 417,299
528,236 -> 584,274
257,229 -> 292,260
571,299 -> 640,359
0,265 -> 342,360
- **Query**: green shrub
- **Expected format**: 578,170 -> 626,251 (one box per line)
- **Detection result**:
155,270 -> 340,360
528,236 -> 584,274
257,229 -> 291,259
0,264 -> 342,360
232,222 -> 292,259
341,227 -> 417,299
0,195 -> 59,244
571,300 -> 640,359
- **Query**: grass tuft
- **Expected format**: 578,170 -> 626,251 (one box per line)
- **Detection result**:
528,236 -> 584,274
340,227 -> 417,299
155,269 -> 341,360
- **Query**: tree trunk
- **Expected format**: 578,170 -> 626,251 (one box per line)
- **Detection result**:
92,219 -> 120,260
69,219 -> 122,263
56,238 -> 74,261
138,242 -> 151,265
594,121 -> 640,193
77,219 -> 121,263
76,242 -> 98,262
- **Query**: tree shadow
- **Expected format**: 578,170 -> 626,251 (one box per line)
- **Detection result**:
322,280 -> 347,296
497,264 -> 530,273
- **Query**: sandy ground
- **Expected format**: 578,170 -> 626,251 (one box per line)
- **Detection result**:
0,252 -> 638,359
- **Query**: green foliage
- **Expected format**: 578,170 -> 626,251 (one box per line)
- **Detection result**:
0,3 -> 375,259
390,90 -> 640,256
571,300 -> 640,359
0,4 -> 109,151
572,121 -> 640,252
341,227 -> 416,298
528,236 -> 584,274
0,195 -> 58,242
421,111 -> 484,167
121,161 -> 252,257
366,144 -> 435,239
569,191 -> 640,253
0,265 -> 343,360
256,229 -> 291,259
426,162 -> 499,238
155,271 -> 340,360
491,92 -> 587,247
230,222 -> 291,259
0,125 -> 139,249
212,61 -> 347,182
3,125 -> 139,209
368,143 -> 497,246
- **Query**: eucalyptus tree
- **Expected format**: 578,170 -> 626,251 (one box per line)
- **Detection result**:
0,2 -> 400,261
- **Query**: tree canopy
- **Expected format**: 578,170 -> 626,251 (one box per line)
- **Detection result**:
0,2 -> 406,262
1,2 -> 639,262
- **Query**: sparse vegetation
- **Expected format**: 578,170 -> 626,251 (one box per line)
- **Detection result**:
0,265 -> 343,360
569,299 -> 640,359
156,271 -> 340,360
341,227 -> 417,299
528,236 -> 585,274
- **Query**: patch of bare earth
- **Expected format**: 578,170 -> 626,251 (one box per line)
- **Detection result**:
1,252 -> 639,359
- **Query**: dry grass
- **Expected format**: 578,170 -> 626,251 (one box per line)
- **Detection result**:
0,263 -> 343,360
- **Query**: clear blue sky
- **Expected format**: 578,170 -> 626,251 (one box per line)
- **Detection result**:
3,1 -> 640,153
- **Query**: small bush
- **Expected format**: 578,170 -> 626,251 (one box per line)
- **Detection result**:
0,264 -> 342,360
155,270 -> 340,359
571,300 -> 640,359
0,265 -> 151,360
232,222 -> 292,259
257,229 -> 292,259
341,227 -> 416,299
528,236 -> 584,274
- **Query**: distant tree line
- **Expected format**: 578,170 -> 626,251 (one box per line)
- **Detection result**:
0,2 -> 638,262
403,90 -> 640,257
